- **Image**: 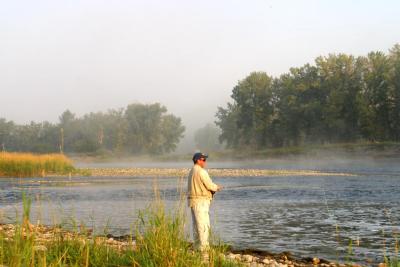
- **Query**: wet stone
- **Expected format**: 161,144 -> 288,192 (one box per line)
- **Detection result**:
272,260 -> 279,265
227,253 -> 241,261
243,254 -> 254,262
313,257 -> 320,265
263,258 -> 270,265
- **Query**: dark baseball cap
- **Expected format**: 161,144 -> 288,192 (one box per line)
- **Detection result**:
192,152 -> 208,163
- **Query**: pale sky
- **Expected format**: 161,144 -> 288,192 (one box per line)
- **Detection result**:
1,0 -> 399,133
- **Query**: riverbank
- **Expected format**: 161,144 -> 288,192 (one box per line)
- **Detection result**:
211,142 -> 400,160
70,142 -> 400,163
0,223 -> 365,267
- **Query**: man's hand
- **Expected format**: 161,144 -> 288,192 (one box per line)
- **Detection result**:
211,185 -> 222,197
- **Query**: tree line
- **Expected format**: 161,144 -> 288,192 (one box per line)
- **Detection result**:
216,44 -> 400,149
0,103 -> 185,155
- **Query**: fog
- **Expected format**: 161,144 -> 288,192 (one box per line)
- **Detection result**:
1,0 -> 400,145
75,150 -> 400,178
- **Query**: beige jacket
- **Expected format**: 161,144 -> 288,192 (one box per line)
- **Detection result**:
187,164 -> 218,207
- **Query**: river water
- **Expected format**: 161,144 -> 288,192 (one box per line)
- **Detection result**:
0,158 -> 399,265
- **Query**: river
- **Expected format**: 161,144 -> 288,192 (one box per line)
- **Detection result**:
0,157 -> 399,265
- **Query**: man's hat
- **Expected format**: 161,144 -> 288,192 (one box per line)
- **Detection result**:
192,152 -> 208,163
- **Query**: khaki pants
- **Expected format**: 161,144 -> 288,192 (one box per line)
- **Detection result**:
191,199 -> 211,251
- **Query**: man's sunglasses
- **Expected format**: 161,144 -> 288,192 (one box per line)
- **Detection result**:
199,158 -> 206,162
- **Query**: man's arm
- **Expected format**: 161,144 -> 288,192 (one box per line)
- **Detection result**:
200,170 -> 221,192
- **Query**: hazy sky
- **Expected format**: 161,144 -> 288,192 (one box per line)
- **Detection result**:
1,0 -> 399,133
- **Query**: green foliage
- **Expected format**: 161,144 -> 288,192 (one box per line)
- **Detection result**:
0,103 -> 185,156
216,43 -> 400,149
345,239 -> 354,265
388,44 -> 400,141
125,103 -> 185,154
385,257 -> 400,267
215,103 -> 240,148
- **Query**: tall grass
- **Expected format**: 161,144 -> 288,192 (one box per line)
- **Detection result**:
0,193 -> 242,267
0,152 -> 76,177
384,240 -> 400,267
132,183 -> 240,267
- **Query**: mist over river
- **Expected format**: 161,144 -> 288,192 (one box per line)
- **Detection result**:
1,158 -> 399,265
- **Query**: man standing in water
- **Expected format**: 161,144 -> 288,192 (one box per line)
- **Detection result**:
187,152 -> 222,256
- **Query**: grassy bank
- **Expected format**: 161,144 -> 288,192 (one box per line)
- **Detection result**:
0,196 -> 241,267
0,152 -> 76,177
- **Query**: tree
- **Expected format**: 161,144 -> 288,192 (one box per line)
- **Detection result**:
388,44 -> 400,141
0,118 -> 15,151
358,52 -> 391,141
194,123 -> 223,151
230,72 -> 275,148
161,114 -> 185,153
215,103 -> 240,149
273,64 -> 325,146
124,103 -> 185,154
217,45 -> 400,149
125,103 -> 165,154
59,110 -> 75,126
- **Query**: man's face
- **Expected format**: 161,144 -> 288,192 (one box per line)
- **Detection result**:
197,157 -> 207,168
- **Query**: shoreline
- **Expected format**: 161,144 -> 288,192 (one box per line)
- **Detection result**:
77,167 -> 357,178
0,223 -> 363,267
0,167 -> 357,179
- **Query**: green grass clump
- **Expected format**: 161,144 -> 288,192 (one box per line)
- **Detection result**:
0,226 -> 135,267
384,236 -> 399,267
0,152 -> 76,177
134,199 -> 201,267
385,257 -> 400,267
133,197 -> 242,267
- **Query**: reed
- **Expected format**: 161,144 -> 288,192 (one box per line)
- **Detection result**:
0,152 -> 76,177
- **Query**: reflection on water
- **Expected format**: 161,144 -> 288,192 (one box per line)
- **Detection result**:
1,161 -> 399,265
